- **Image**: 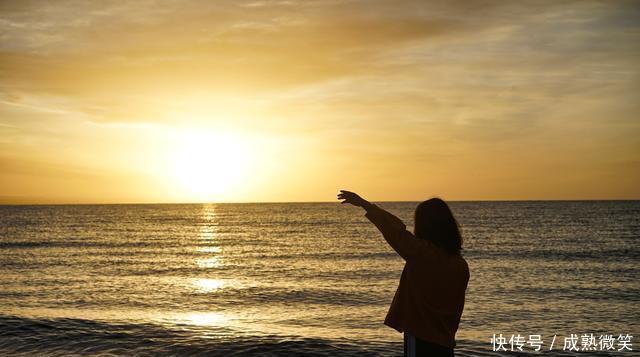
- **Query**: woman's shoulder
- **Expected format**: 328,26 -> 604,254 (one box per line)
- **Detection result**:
441,251 -> 470,278
407,240 -> 463,266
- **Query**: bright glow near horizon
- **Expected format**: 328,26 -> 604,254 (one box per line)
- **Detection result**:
0,1 -> 639,203
169,130 -> 252,201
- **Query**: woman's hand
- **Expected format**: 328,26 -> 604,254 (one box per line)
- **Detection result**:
337,190 -> 370,208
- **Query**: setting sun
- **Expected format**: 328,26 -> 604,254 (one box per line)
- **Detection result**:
168,131 -> 252,202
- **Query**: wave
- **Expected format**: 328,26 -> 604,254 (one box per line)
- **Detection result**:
1,314 -> 631,356
0,315 -> 400,356
465,248 -> 640,261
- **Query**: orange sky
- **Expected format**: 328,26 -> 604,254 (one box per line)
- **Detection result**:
1,1 -> 639,203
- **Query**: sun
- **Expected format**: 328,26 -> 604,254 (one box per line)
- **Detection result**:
169,130 -> 250,202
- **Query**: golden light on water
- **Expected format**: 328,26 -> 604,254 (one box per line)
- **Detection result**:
198,246 -> 222,254
192,278 -> 226,292
196,257 -> 222,269
197,205 -> 222,267
177,312 -> 228,327
201,204 -> 217,222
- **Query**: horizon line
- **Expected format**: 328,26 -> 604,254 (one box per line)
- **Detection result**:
1,198 -> 639,206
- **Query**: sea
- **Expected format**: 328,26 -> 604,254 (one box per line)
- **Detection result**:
0,201 -> 638,356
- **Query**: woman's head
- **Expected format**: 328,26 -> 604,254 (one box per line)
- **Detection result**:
414,198 -> 462,254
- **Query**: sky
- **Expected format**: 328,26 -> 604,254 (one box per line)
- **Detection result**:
1,0 -> 639,203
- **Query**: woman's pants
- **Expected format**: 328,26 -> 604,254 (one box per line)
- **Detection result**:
404,332 -> 454,357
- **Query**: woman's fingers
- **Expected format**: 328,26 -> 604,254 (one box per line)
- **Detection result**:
337,190 -> 359,205
338,193 -> 351,203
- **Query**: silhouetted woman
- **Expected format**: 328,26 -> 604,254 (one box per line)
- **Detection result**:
338,190 -> 469,357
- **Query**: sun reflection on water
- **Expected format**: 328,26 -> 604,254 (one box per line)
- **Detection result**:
197,246 -> 221,253
193,278 -> 225,292
197,204 -> 222,268
176,312 -> 228,326
199,205 -> 218,241
196,256 -> 222,268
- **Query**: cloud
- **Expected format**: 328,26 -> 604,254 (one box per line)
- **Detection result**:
2,1 -> 638,133
0,0 -> 639,201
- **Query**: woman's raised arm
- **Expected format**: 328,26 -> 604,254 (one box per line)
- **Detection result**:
337,190 -> 435,261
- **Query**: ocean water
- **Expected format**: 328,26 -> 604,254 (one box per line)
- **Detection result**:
0,201 -> 638,356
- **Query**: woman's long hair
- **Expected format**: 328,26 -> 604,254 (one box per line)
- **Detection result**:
414,198 -> 462,254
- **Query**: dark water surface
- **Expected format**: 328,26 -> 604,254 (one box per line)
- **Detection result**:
1,201 -> 638,356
